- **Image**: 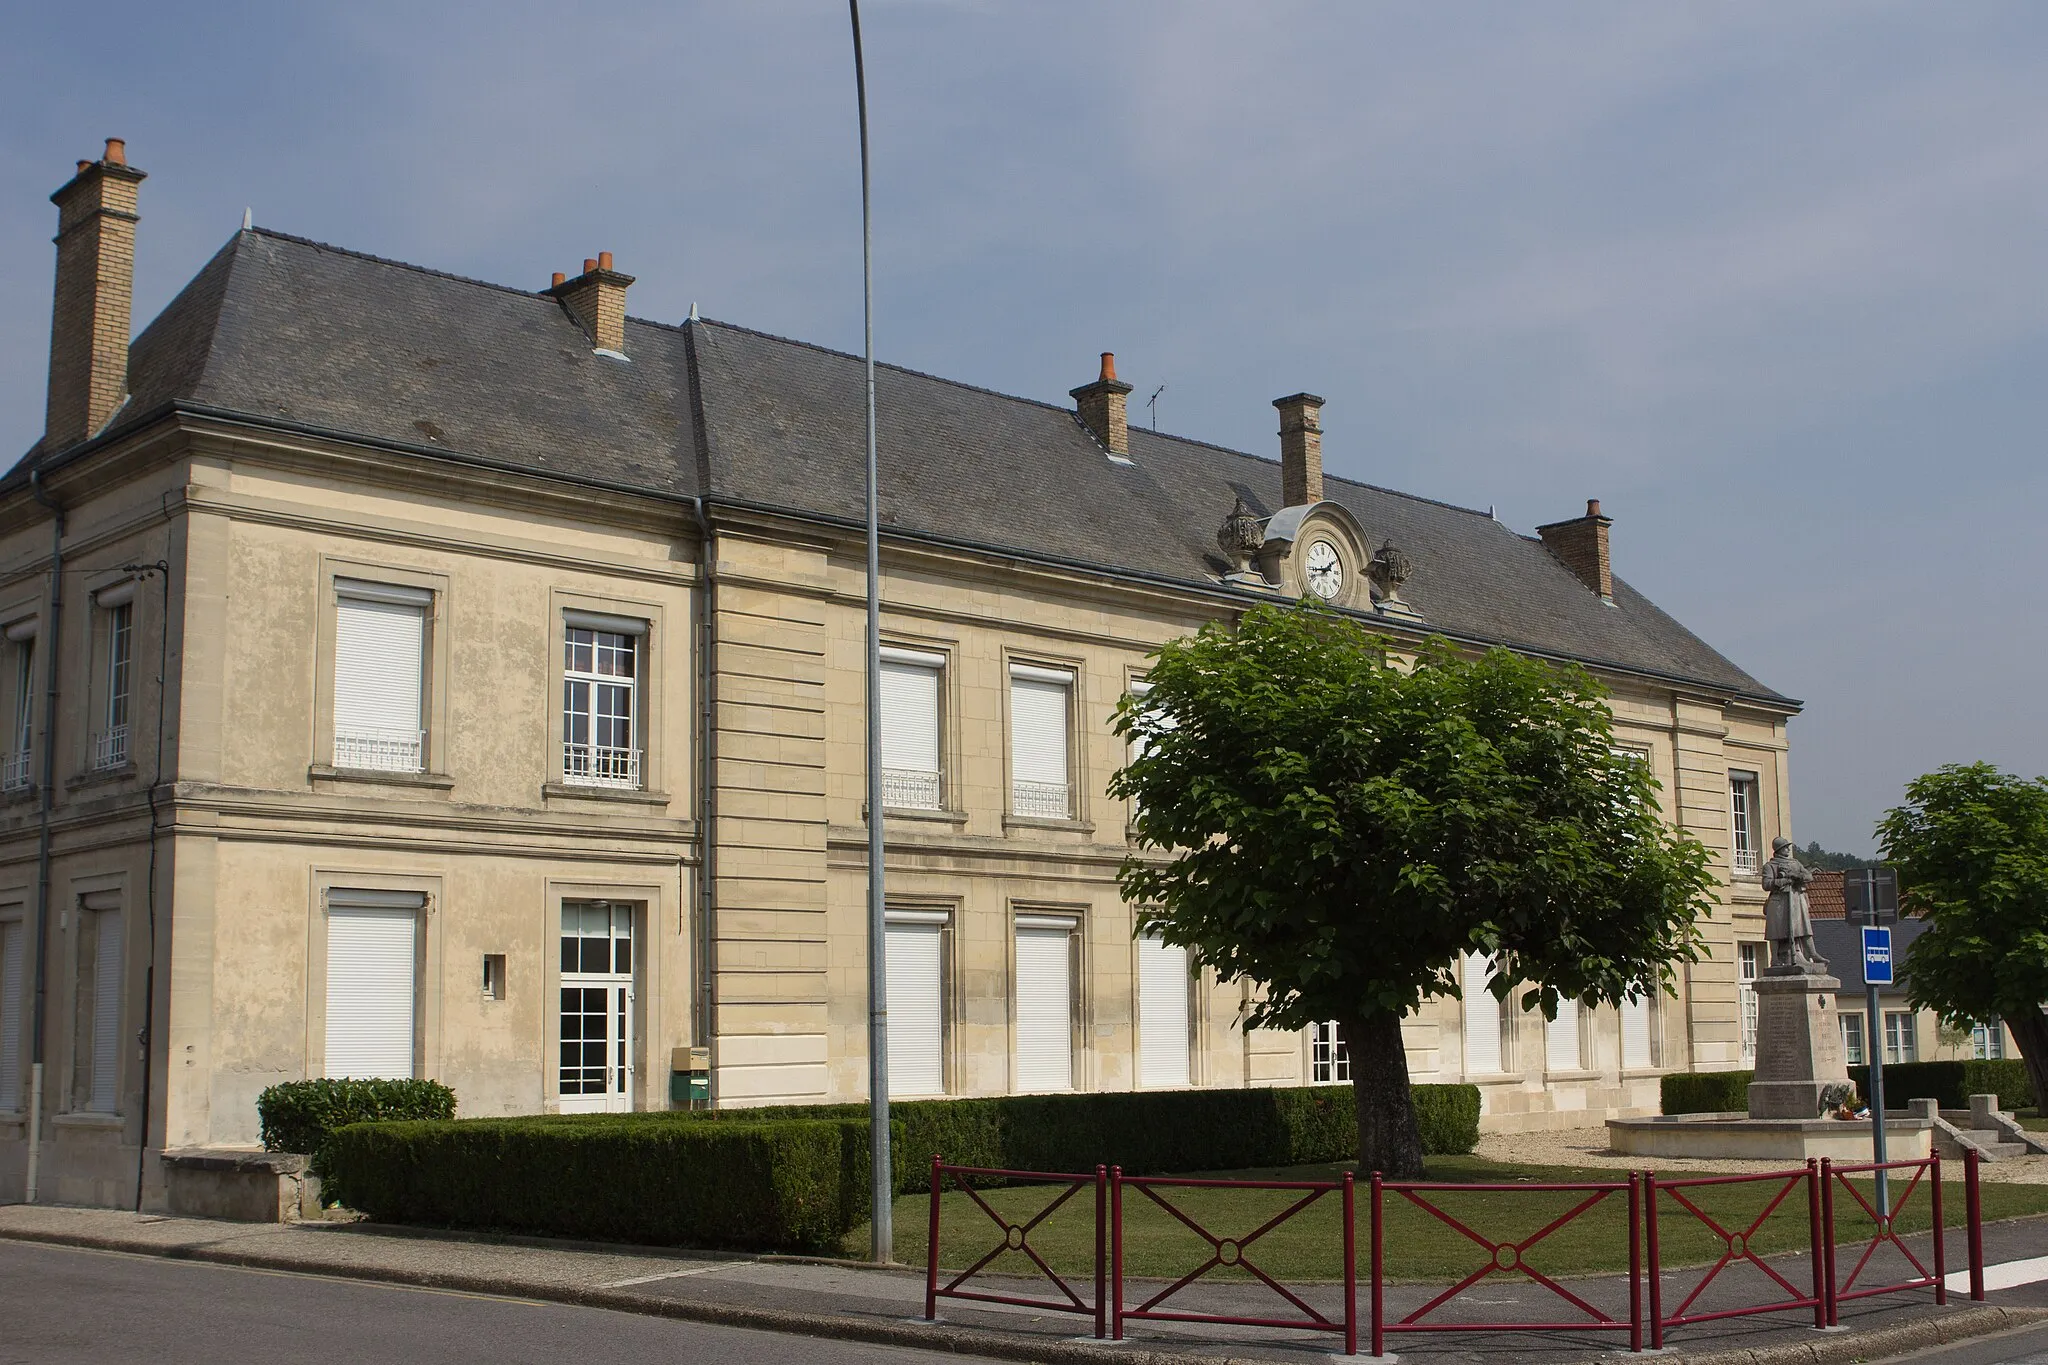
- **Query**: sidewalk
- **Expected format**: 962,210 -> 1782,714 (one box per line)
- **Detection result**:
3,1203 -> 2044,1365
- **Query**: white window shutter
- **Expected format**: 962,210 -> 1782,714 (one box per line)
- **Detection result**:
0,921 -> 23,1111
326,901 -> 419,1079
1621,993 -> 1654,1069
334,595 -> 426,770
1545,1001 -> 1581,1072
879,659 -> 942,809
1010,670 -> 1070,816
1137,935 -> 1191,1088
1014,925 -> 1073,1091
89,911 -> 123,1112
1462,952 -> 1502,1075
886,921 -> 945,1097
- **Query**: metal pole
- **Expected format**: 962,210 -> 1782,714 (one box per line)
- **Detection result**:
848,0 -> 891,1265
1645,1172 -> 1663,1349
1629,1172 -> 1643,1353
1342,1171 -> 1356,1357
1866,980 -> 1888,1215
1932,1152 -> 1946,1305
1966,1147 -> 1985,1301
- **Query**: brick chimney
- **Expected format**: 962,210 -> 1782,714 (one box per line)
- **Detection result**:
44,138 -> 145,451
1070,352 -> 1134,458
1274,393 -> 1325,505
1537,499 -> 1615,602
546,251 -> 634,355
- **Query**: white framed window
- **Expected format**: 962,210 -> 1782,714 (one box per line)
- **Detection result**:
4,619 -> 36,792
1884,1010 -> 1918,1065
1841,1011 -> 1866,1067
1310,1021 -> 1350,1084
1738,942 -> 1761,1065
886,909 -> 949,1098
1729,773 -> 1762,875
1136,933 -> 1192,1088
879,647 -> 945,811
78,897 -> 123,1113
563,613 -> 645,790
1462,952 -> 1507,1075
1010,664 -> 1073,819
1125,678 -> 1173,821
0,917 -> 24,1111
325,890 -> 423,1079
1621,989 -> 1660,1070
1545,1001 -> 1585,1073
559,900 -> 636,1112
1972,1021 -> 2005,1060
90,582 -> 136,771
333,581 -> 430,773
1013,914 -> 1077,1091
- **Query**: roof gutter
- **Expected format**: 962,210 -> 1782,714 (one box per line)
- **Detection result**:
24,468 -> 63,1204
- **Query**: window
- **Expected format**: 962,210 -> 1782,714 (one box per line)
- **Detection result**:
1310,1021 -> 1350,1084
0,918 -> 24,1111
1126,679 -> 1173,822
559,901 -> 635,1111
879,648 -> 944,811
4,620 -> 36,792
1738,942 -> 1761,1065
1621,989 -> 1660,1070
1137,933 -> 1192,1088
1884,1010 -> 1918,1065
1729,773 -> 1762,875
324,891 -> 422,1079
1462,952 -> 1507,1074
563,614 -> 644,789
886,910 -> 948,1098
1009,664 -> 1073,819
1545,1001 -> 1585,1072
1841,1011 -> 1866,1067
76,896 -> 123,1113
333,581 -> 430,773
1972,1021 -> 2006,1060
1013,915 -> 1076,1091
90,584 -> 135,770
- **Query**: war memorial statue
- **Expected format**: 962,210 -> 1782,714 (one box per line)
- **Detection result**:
1760,837 -> 1825,973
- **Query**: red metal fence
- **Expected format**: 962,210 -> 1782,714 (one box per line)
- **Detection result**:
921,1151 -> 1985,1356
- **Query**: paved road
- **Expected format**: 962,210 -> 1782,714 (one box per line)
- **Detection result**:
1884,1319 -> 2048,1364
0,1240 -> 959,1365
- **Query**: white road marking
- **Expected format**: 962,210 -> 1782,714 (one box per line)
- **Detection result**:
1945,1254 -> 2048,1293
595,1263 -> 739,1289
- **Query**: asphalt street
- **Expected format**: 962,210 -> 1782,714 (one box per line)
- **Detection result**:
0,1240 -> 959,1365
1885,1320 -> 2048,1365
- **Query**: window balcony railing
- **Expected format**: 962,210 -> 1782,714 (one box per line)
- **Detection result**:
1732,846 -> 1759,876
1,749 -> 31,792
1010,779 -> 1071,820
563,741 -> 642,790
334,728 -> 426,774
90,725 -> 129,771
882,767 -> 941,811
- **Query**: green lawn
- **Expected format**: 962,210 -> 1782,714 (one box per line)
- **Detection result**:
849,1155 -> 2048,1282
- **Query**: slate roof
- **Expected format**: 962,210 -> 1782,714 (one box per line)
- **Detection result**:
1813,915 -> 1925,1000
14,227 -> 1791,704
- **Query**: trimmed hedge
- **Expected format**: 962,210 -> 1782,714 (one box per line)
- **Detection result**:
1847,1059 -> 2034,1112
321,1116 -> 878,1253
1661,1070 -> 1753,1116
257,1078 -> 457,1161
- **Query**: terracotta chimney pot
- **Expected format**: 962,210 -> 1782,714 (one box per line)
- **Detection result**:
104,138 -> 126,165
1071,350 -> 1135,458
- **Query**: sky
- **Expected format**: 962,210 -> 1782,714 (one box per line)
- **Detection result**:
2,2 -> 2044,855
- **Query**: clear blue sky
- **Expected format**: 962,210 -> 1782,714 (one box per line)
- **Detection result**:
4,2 -> 2044,855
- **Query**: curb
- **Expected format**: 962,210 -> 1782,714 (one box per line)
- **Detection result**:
4,1221 -> 2043,1365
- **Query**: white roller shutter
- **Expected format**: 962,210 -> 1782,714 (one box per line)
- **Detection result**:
1621,993 -> 1654,1070
326,897 -> 420,1079
1014,921 -> 1074,1092
886,917 -> 945,1097
1010,667 -> 1071,817
880,652 -> 942,809
1137,934 -> 1191,1088
1462,952 -> 1502,1075
89,911 -> 123,1112
1545,1002 -> 1582,1072
0,921 -> 23,1111
334,589 -> 426,770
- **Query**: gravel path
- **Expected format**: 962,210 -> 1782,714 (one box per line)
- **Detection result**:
1476,1124 -> 2048,1183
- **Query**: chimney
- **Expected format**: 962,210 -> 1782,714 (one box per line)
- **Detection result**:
546,251 -> 634,355
1537,498 -> 1615,602
44,138 -> 145,450
1274,393 -> 1325,505
1070,352 -> 1134,459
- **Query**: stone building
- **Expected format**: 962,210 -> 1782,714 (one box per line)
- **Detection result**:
0,143 -> 1799,1208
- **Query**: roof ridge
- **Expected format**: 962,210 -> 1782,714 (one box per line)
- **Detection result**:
246,226 -> 574,307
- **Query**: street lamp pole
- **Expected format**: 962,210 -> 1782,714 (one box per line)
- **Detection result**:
848,0 -> 893,1265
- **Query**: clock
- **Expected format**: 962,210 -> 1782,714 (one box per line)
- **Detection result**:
1303,539 -> 1344,600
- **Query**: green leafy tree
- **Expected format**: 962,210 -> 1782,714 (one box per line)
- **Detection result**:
1798,840 -> 1877,871
1878,763 -> 2048,1107
1111,604 -> 1716,1176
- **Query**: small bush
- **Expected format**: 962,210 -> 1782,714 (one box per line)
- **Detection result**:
258,1078 -> 456,1159
1847,1059 -> 2034,1112
1411,1084 -> 1483,1155
1662,1070 -> 1752,1115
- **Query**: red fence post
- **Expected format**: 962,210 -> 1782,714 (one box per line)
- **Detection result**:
925,1153 -> 942,1321
1628,1171 -> 1643,1353
1966,1147 -> 1985,1302
1932,1152 -> 1947,1306
1111,1165 -> 1125,1341
1806,1159 -> 1825,1329
1343,1171 -> 1357,1357
1820,1157 -> 1837,1326
1370,1171 -> 1384,1359
1094,1164 -> 1107,1338
1644,1171 -> 1663,1350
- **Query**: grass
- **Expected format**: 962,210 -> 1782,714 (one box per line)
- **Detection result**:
849,1155 -> 2048,1282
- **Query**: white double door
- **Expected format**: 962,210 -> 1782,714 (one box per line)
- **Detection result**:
560,901 -> 635,1113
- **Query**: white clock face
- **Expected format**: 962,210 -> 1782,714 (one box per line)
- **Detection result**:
1304,539 -> 1344,600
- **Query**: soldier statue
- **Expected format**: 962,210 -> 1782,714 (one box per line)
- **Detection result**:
1761,837 -> 1825,973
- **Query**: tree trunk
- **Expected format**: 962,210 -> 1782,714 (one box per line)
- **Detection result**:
1345,1010 -> 1426,1178
2004,1009 -> 2048,1117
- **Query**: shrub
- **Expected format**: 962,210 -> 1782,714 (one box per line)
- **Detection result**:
258,1078 -> 456,1160
1411,1084 -> 1483,1155
320,1116 -> 877,1253
1661,1070 -> 1752,1115
1847,1059 -> 2034,1112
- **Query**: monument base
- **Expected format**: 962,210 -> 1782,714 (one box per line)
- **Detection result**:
1748,971 -> 1853,1119
1607,1113 -> 1933,1162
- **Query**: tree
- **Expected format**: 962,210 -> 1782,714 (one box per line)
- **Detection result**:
1877,763 -> 2048,1107
1798,840 -> 1877,871
1111,604 -> 1717,1176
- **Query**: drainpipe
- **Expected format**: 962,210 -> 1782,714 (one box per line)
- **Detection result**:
25,469 -> 64,1204
687,496 -> 718,1106
124,560 -> 170,1210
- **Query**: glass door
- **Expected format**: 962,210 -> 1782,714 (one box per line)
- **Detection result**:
559,901 -> 635,1113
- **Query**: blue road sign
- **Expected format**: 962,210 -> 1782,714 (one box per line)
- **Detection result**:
1863,925 -> 1894,986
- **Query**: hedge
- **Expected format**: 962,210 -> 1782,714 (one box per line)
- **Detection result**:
1661,1070 -> 1753,1116
257,1078 -> 456,1165
320,1116 -> 877,1253
1847,1059 -> 2035,1112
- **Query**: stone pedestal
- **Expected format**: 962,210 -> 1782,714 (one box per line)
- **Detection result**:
1747,971 -> 1852,1120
